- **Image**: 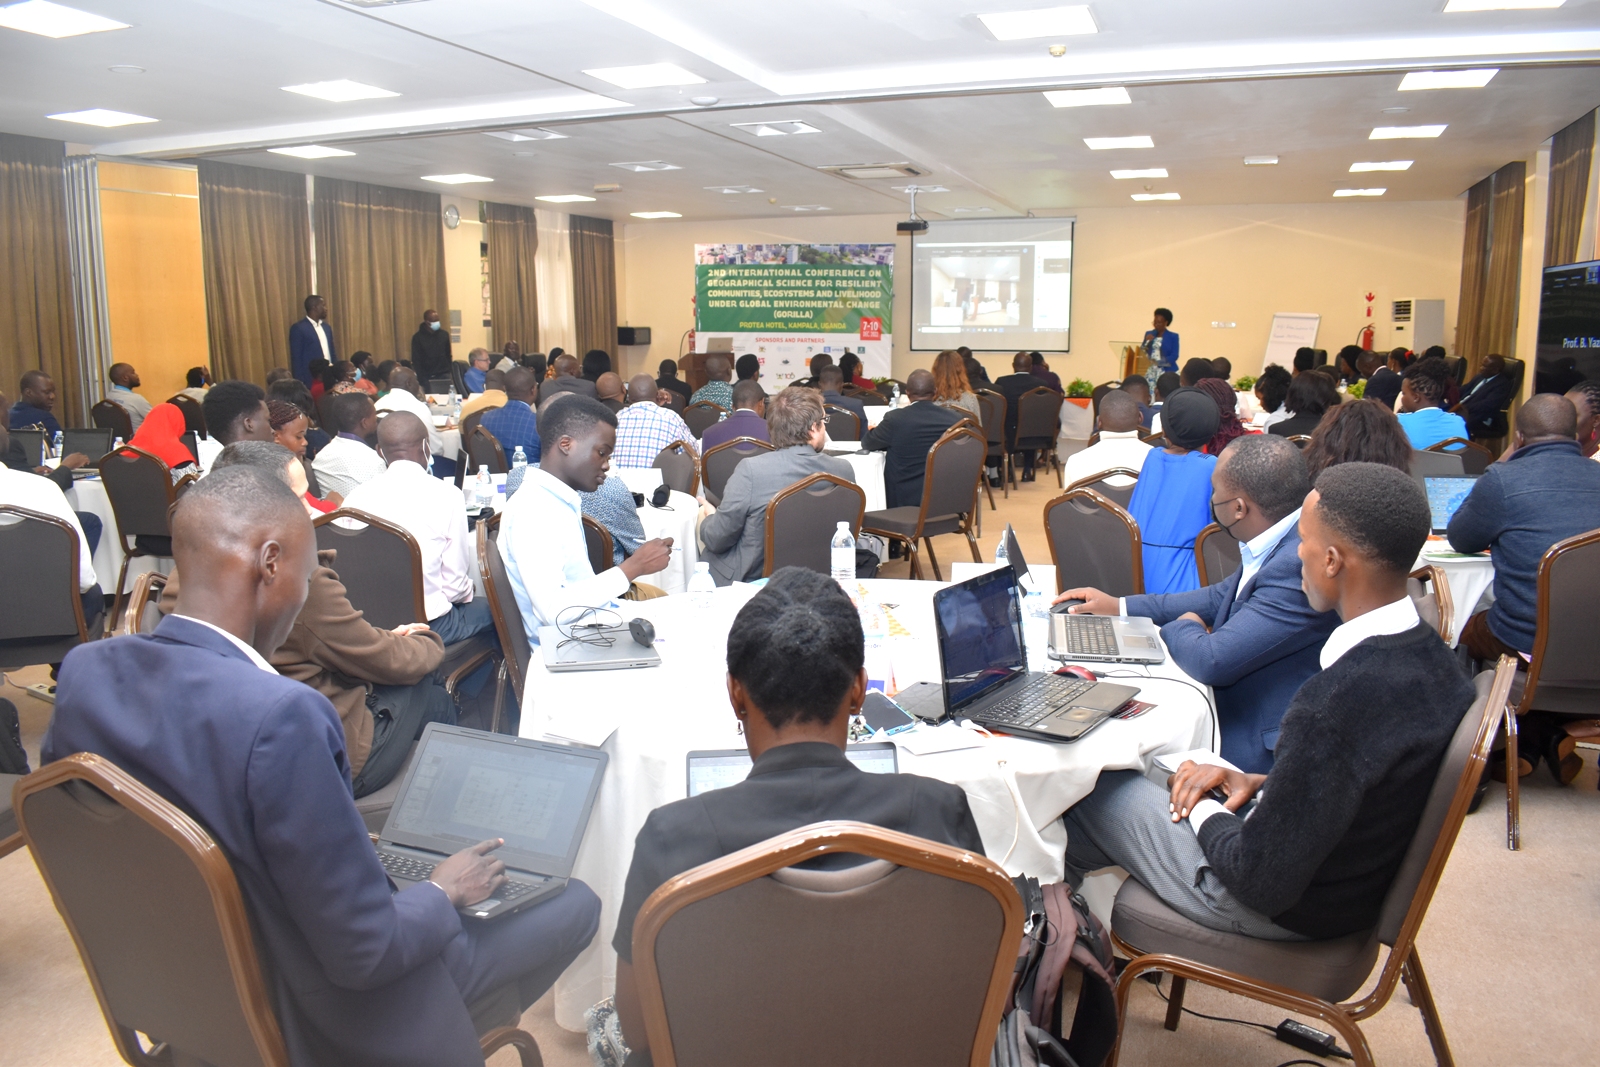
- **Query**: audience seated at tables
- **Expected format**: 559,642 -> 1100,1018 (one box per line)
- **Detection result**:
0,417 -> 104,634
463,347 -> 491,394
196,380 -> 272,472
341,413 -> 493,646
1028,351 -> 1063,392
699,388 -> 855,585
690,354 -> 735,409
1362,350 -> 1405,410
126,402 -> 199,483
44,465 -> 599,1066
460,368 -> 509,420
1120,374 -> 1155,429
1179,357 -> 1219,388
313,392 -> 386,500
1397,357 -> 1468,449
0,390 -> 94,513
178,366 -> 211,404
1303,399 -> 1412,480
1195,377 -> 1246,456
1565,379 -> 1600,458
1061,435 -> 1337,772
614,374 -> 698,468
582,349 -> 611,384
375,367 -> 445,458
1064,462 -> 1472,940
1291,347 -> 1316,377
269,377 -> 330,460
1447,393 -> 1600,783
930,349 -> 981,421
1266,371 -> 1338,440
700,380 -> 769,452
864,369 -> 965,506
538,353 -> 599,406
579,473 -> 647,567
9,370 -> 64,436
500,395 -> 674,647
1126,388 -> 1221,596
595,372 -> 626,414
959,347 -> 990,388
819,364 -> 871,429
992,352 -> 1048,483
106,362 -> 152,430
347,352 -> 379,397
605,568 -> 986,1064
735,353 -> 760,382
1062,389 -> 1151,489
1250,364 -> 1293,430
656,359 -> 692,405
479,368 -> 542,464
1452,354 -> 1516,441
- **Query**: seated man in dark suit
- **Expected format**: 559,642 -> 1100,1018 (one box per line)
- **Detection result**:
1451,354 -> 1516,440
538,353 -> 599,406
700,379 -> 769,452
1357,351 -> 1402,409
44,465 -> 599,1067
656,359 -> 692,405
817,364 -> 868,438
992,352 -> 1045,481
1058,435 -> 1338,772
1064,463 -> 1473,941
605,567 -> 986,1063
864,368 -> 964,507
8,370 -> 63,436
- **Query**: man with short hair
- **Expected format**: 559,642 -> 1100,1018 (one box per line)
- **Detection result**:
735,353 -> 760,382
656,359 -> 692,405
798,352 -> 833,389
699,389 -> 855,585
196,380 -> 272,471
1063,462 -> 1473,942
690,355 -> 734,409
479,368 -> 542,465
538,354 -> 599,406
499,395 -> 673,646
410,309 -> 452,384
817,364 -> 867,436
992,352 -> 1046,481
1359,351 -> 1402,409
1119,374 -> 1154,428
1451,354 -> 1516,440
9,370 -> 63,435
46,464 -> 600,1067
701,379 -> 769,452
614,374 -> 697,468
179,367 -> 212,403
290,295 -> 335,387
313,392 -> 386,499
459,369 -> 509,421
462,348 -> 491,394
375,367 -> 445,458
1062,389 -> 1152,490
863,368 -> 964,507
595,372 -> 626,413
1566,379 -> 1600,458
106,362 -> 153,430
1211,356 -> 1233,382
1028,352 -> 1063,393
1291,347 -> 1315,376
1397,357 -> 1467,448
1180,358 -> 1218,387
1059,435 -> 1339,772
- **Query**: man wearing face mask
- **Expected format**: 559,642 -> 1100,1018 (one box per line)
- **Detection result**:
411,309 -> 453,385
1055,435 -> 1338,773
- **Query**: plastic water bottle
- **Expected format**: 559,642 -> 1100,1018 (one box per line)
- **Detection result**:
112,436 -> 123,452
51,430 -> 63,459
831,521 -> 855,587
511,445 -> 527,472
687,561 -> 716,609
890,382 -> 902,406
448,382 -> 460,417
995,535 -> 1009,566
859,595 -> 893,694
474,468 -> 494,510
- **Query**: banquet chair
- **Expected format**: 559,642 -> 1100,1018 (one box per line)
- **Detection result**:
477,515 -> 529,735
701,436 -> 773,507
99,445 -> 192,622
653,441 -> 700,496
313,509 -> 426,631
582,515 -> 615,574
1194,523 -> 1242,587
166,393 -> 207,437
663,390 -> 687,414
682,401 -> 727,440
91,399 -> 134,441
1044,487 -> 1143,596
115,572 -> 168,638
1108,660 -> 1514,1067
822,404 -> 863,442
1501,528 -> 1600,850
851,386 -> 889,406
1015,387 -> 1065,487
1407,565 -> 1454,643
975,389 -> 1008,505
1409,449 -> 1464,482
427,377 -> 453,395
632,820 -> 1022,1067
764,474 -> 866,577
13,753 -> 544,1067
467,425 -> 508,475
1140,431 -> 1166,447
1065,467 -> 1141,511
1426,437 -> 1493,476
450,360 -> 471,397
861,425 -> 985,581
1285,434 -> 1313,449
0,507 -> 98,673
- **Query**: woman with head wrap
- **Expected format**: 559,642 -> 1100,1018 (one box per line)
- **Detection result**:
1125,387 -> 1220,594
125,402 -> 199,483
1194,376 -> 1246,455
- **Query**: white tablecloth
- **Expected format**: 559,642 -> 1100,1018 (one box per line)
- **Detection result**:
66,476 -> 169,595
520,577 -> 1214,1030
822,447 -> 888,513
864,404 -> 892,428
1416,546 -> 1496,647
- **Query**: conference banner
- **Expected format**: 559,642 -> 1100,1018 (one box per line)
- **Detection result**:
694,243 -> 894,393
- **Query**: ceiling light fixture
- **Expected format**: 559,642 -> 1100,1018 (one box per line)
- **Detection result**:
1111,168 -> 1167,179
978,5 -> 1098,41
1350,160 -> 1412,172
1443,0 -> 1564,11
536,194 -> 597,203
1381,106 -> 1411,114
282,79 -> 399,102
47,108 -> 155,127
705,184 -> 763,194
269,144 -> 356,159
1371,125 -> 1446,138
1131,192 -> 1180,201
610,160 -> 680,171
1399,68 -> 1498,90
1084,135 -> 1153,150
1243,155 -> 1279,165
783,204 -> 830,211
631,211 -> 682,218
1044,86 -> 1130,108
583,62 -> 704,89
822,162 -> 926,179
108,64 -> 144,74
0,1 -> 127,37
485,127 -> 568,142
421,173 -> 493,184
952,206 -> 996,213
1334,188 -> 1387,197
730,120 -> 820,136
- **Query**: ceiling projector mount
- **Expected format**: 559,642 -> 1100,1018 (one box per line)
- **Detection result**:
897,185 -> 931,234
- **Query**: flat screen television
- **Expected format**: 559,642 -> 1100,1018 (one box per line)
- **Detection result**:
1536,258 -> 1600,392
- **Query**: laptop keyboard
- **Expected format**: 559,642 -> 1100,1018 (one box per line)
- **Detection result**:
1059,615 -> 1118,657
980,676 -> 1097,728
378,850 -> 548,901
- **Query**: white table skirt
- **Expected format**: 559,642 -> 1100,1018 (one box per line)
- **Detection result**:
520,577 -> 1213,1030
1416,546 -> 1496,647
66,476 -> 168,595
822,447 -> 888,513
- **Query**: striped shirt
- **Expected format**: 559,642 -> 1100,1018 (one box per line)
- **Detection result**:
613,401 -> 697,469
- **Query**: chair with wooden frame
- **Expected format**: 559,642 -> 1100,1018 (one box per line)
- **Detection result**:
1407,565 -> 1454,643
115,571 -> 168,638
822,403 -> 863,442
1425,437 -> 1493,476
467,424 -> 508,475
631,820 -> 1022,1067
861,425 -> 986,580
582,515 -> 615,575
1014,387 -> 1065,487
846,383 -> 889,406
975,389 -> 1008,506
1064,467 -> 1142,512
454,408 -> 487,485
763,473 -> 866,577
1500,528 -> 1600,850
1043,487 -> 1144,596
662,389 -> 687,414
0,506 -> 99,675
14,753 -> 544,1067
681,401 -> 727,440
701,436 -> 774,507
313,509 -> 427,632
1285,434 -> 1313,449
875,378 -> 905,400
91,398 -> 134,441
652,441 -> 700,496
1193,523 -> 1242,588
166,392 -> 207,437
1107,659 -> 1516,1067
477,514 -> 530,736
98,444 -> 194,622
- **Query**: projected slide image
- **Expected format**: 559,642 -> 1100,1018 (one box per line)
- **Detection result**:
930,256 -> 1022,326
910,217 -> 1074,352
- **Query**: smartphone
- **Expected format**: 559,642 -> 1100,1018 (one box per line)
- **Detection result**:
861,691 -> 917,736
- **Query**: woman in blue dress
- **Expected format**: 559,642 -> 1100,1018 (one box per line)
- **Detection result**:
1126,387 -> 1220,595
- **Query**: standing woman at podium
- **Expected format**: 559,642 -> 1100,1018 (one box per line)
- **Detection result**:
1142,307 -> 1179,375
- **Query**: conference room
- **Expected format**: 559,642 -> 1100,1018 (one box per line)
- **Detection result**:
4,2 -> 1600,1066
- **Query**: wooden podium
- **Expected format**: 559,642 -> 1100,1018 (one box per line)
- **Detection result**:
678,351 -> 731,393
1112,341 -> 1149,380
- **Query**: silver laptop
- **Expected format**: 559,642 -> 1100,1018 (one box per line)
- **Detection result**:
375,724 -> 608,920
686,742 -> 898,798
538,624 -> 660,671
1424,475 -> 1479,535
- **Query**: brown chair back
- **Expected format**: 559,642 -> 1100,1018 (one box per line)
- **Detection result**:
1044,487 -> 1143,596
117,571 -> 169,637
467,424 -> 508,475
1285,434 -> 1313,448
582,515 -> 614,574
682,401 -> 727,440
0,506 -> 91,669
663,389 -> 687,414
90,399 -> 134,440
701,436 -> 773,506
975,389 -> 1006,456
763,474 -> 867,577
919,425 -> 987,524
1518,528 -> 1600,715
313,509 -> 427,630
1407,565 -> 1454,642
1065,467 -> 1141,510
853,387 -> 889,407
1015,387 -> 1063,443
166,393 -> 207,436
477,514 -> 532,717
99,445 -> 185,546
633,821 -> 1022,1067
876,378 -> 905,399
653,441 -> 700,496
1194,523 -> 1243,587
823,404 -> 863,442
1426,437 -> 1492,476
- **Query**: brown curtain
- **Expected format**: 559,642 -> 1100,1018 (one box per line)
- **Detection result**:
314,177 -> 448,364
1455,162 -> 1525,375
0,134 -> 80,423
486,201 -> 539,353
1454,178 -> 1491,372
1546,110 -> 1595,267
570,214 -> 616,361
197,161 -> 311,384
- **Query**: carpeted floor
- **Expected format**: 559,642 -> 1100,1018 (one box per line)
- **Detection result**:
4,465 -> 1596,1067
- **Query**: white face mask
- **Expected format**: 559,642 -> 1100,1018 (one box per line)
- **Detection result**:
429,321 -> 441,331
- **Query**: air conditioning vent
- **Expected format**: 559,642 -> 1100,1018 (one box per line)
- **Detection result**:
820,162 -> 927,180
1392,299 -> 1412,322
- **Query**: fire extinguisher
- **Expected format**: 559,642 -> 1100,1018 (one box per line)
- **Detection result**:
1358,324 -> 1374,350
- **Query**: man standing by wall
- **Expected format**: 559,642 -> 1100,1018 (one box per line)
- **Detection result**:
290,295 -> 335,387
411,309 -> 453,384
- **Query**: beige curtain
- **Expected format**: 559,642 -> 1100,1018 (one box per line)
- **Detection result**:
197,161 -> 311,384
1546,110 -> 1595,267
314,177 -> 448,364
486,201 -> 539,353
1454,178 -> 1491,372
1455,162 -> 1525,375
534,208 -> 576,356
0,134 -> 80,423
569,214 -> 616,361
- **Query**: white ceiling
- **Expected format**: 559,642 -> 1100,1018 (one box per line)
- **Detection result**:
3,0 -> 1600,218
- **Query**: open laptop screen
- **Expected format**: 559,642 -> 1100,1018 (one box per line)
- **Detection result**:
1424,476 -> 1478,533
685,743 -> 898,798
934,566 -> 1027,712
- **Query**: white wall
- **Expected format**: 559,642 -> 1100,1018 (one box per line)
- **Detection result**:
441,195 -> 490,358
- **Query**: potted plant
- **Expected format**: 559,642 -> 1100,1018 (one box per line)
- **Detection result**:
1066,378 -> 1094,408
1234,375 -> 1256,393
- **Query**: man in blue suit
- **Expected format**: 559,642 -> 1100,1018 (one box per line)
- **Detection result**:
1058,435 -> 1338,772
700,379 -> 769,452
290,294 -> 336,387
44,466 -> 599,1067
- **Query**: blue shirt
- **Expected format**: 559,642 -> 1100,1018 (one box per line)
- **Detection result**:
580,474 -> 646,565
1235,508 -> 1300,598
690,380 -> 733,409
479,399 -> 541,464
1396,406 -> 1467,450
1127,448 -> 1217,594
9,401 -> 60,436
463,367 -> 486,394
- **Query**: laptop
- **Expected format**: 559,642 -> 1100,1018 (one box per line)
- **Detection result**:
375,724 -> 608,920
685,742 -> 898,798
922,567 -> 1140,743
1424,476 -> 1479,534
538,624 -> 661,671
63,428 -> 113,471
1000,522 -> 1164,665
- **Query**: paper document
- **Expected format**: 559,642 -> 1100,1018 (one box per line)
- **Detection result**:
1152,749 -> 1241,775
894,723 -> 987,756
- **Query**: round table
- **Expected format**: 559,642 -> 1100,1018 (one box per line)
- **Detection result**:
519,577 -> 1215,1030
1416,544 -> 1495,647
821,446 -> 888,513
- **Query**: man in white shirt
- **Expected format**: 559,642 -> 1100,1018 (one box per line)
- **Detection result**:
178,367 -> 211,404
107,363 -> 153,431
374,367 -> 444,458
341,412 -> 490,645
500,394 -> 673,647
1,455 -> 104,634
313,393 -> 386,500
1061,390 -> 1151,490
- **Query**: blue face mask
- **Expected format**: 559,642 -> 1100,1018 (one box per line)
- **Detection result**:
429,320 -> 441,331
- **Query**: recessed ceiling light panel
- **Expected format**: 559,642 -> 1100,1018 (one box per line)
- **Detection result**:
1084,135 -> 1153,150
583,63 -> 704,89
1243,155 -> 1279,165
422,173 -> 492,184
1371,125 -> 1446,139
631,211 -> 682,219
1443,0 -> 1564,11
108,64 -> 144,74
485,127 -> 568,142
1333,188 -> 1387,197
282,79 -> 399,102
269,144 -> 356,159
0,1 -> 128,38
705,185 -> 763,194
730,120 -> 820,136
610,160 -> 681,172
978,5 -> 1098,40
1044,86 -> 1131,108
1350,160 -> 1413,172
535,194 -> 597,203
821,162 -> 926,179
1131,192 -> 1180,201
1399,69 -> 1498,90
783,204 -> 830,211
952,207 -> 997,213
1111,168 -> 1167,179
47,108 -> 155,127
